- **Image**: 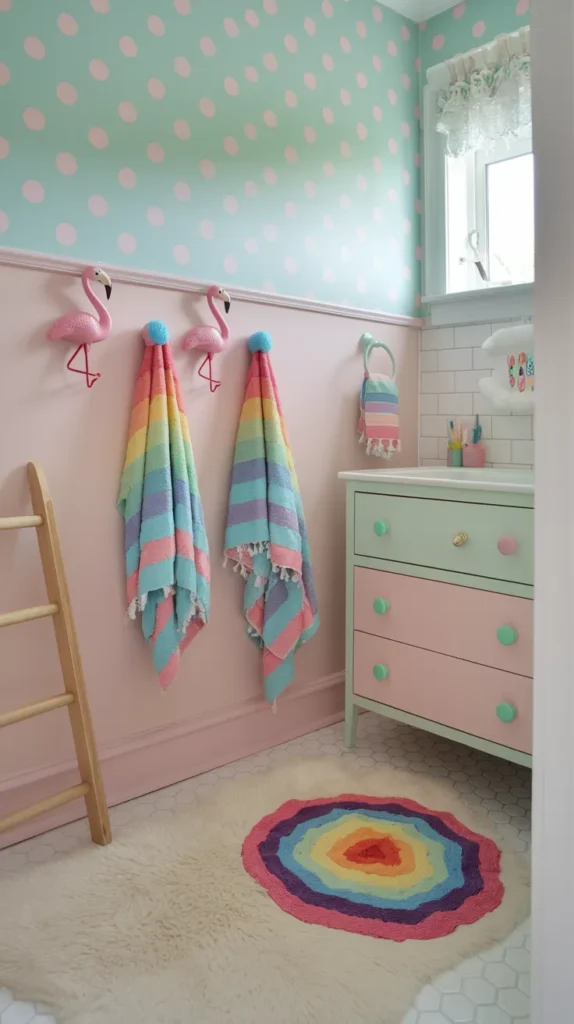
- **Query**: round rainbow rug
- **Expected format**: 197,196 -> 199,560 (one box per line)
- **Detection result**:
242,794 -> 504,941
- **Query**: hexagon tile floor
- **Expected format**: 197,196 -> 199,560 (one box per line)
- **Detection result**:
0,712 -> 531,1024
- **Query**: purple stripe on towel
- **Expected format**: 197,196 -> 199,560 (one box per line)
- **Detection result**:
227,497 -> 268,526
142,489 -> 170,521
232,458 -> 266,485
269,503 -> 299,532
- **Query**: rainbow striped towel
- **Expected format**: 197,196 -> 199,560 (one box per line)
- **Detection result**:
224,331 -> 319,704
118,320 -> 209,689
358,333 -> 401,458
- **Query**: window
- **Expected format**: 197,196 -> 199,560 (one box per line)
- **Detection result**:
424,26 -> 532,299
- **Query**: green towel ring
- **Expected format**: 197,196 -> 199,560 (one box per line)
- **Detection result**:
360,332 -> 397,380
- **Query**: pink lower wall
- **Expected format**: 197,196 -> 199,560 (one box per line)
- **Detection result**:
0,264 -> 418,846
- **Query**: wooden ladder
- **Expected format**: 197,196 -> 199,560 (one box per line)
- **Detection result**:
0,463 -> 111,846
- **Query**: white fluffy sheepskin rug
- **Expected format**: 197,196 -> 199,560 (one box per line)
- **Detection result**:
0,757 -> 529,1023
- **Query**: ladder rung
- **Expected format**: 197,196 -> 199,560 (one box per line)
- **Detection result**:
0,516 -> 43,530
0,693 -> 75,729
0,603 -> 59,629
0,783 -> 90,835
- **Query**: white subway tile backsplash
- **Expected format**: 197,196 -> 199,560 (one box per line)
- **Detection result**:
487,439 -> 512,464
472,347 -> 496,370
437,348 -> 473,372
422,327 -> 455,351
473,392 -> 499,415
455,370 -> 487,392
420,394 -> 438,414
420,350 -> 438,372
511,439 -> 535,464
438,393 -> 473,415
419,437 -> 438,459
437,437 -> 449,461
421,415 -> 449,437
454,324 -> 493,348
492,416 -> 532,440
421,371 -> 455,393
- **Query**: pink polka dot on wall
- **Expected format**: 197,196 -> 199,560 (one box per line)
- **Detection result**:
357,72 -> 367,88
472,20 -> 485,37
432,34 -> 445,50
201,37 -> 216,56
340,35 -> 351,53
90,0 -> 108,12
402,24 -> 411,40
403,266 -> 411,280
387,40 -> 397,56
322,0 -> 333,16
305,17 -> 316,35
88,194 -> 107,216
516,0 -> 529,12
0,62 -> 8,84
174,0 -> 191,13
224,18 -> 239,37
174,56 -> 191,76
264,110 -> 278,127
0,211 -> 8,232
285,145 -> 297,163
403,218 -> 412,234
357,174 -> 367,191
56,152 -> 77,174
285,89 -> 297,108
22,180 -> 44,203
322,54 -> 335,71
173,244 -> 190,265
340,141 -> 351,157
263,53 -> 278,71
56,222 -> 76,245
0,137 -> 9,158
200,98 -> 216,118
118,168 -> 137,188
24,37 -> 45,59
200,158 -> 215,178
284,256 -> 298,273
356,20 -> 367,38
401,122 -> 410,137
416,198 -> 423,213
147,206 -> 165,226
58,14 -> 78,36
323,107 -> 334,124
89,127 -> 108,149
402,169 -> 411,186
402,73 -> 410,90
373,155 -> 383,172
373,104 -> 382,121
224,136 -> 239,155
245,123 -> 257,139
304,181 -> 317,198
245,66 -> 259,82
245,181 -> 258,197
148,15 -> 164,36
89,59 -> 108,80
453,2 -> 466,16
373,55 -> 382,71
388,187 -> 397,204
419,21 -> 427,30
285,201 -> 296,218
118,232 -> 136,253
263,167 -> 277,184
148,78 -> 166,99
285,34 -> 297,53
323,161 -> 335,177
224,255 -> 239,274
245,9 -> 259,27
146,141 -> 164,162
416,246 -> 423,260
174,119 -> 190,139
415,56 -> 421,73
340,88 -> 351,106
415,152 -> 421,167
415,103 -> 420,119
174,181 -> 191,200
245,238 -> 258,253
389,138 -> 397,154
263,0 -> 277,13
23,107 -> 45,129
0,0 -> 10,9
224,195 -> 238,213
120,37 -> 138,57
56,83 -> 77,105
304,72 -> 316,90
225,77 -> 239,96
304,125 -> 316,143
357,122 -> 367,139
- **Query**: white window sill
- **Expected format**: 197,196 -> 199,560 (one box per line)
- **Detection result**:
422,282 -> 533,328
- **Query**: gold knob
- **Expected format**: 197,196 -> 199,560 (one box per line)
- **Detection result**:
452,532 -> 468,547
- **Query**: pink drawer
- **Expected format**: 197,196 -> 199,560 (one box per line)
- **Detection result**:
354,567 -> 533,677
353,631 -> 532,754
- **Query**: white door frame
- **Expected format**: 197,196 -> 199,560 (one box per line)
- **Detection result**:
531,3 -> 574,1020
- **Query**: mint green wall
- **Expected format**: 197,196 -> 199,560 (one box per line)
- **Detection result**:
0,0 -> 422,316
420,0 -> 530,77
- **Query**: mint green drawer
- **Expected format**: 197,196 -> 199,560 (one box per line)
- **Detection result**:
355,492 -> 533,585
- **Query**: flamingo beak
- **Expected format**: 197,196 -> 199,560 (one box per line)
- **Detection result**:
224,300 -> 230,314
105,284 -> 112,300
221,290 -> 231,314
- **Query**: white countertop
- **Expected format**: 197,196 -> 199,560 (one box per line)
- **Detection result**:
338,466 -> 534,494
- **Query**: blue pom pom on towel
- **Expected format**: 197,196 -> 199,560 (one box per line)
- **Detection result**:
143,320 -> 169,346
248,331 -> 273,353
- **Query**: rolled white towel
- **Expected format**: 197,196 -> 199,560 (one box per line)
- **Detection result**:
482,323 -> 533,353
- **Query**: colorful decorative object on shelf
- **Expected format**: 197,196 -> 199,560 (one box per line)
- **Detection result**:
358,333 -> 400,458
242,793 -> 504,941
224,330 -> 319,704
181,285 -> 231,393
479,323 -> 535,412
117,319 -> 210,689
47,266 -> 112,388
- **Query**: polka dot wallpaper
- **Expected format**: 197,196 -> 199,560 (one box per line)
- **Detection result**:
0,0 -> 421,316
419,0 -> 530,77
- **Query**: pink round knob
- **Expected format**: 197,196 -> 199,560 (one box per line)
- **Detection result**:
498,536 -> 517,556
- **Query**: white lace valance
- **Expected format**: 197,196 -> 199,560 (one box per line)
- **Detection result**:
428,27 -> 531,158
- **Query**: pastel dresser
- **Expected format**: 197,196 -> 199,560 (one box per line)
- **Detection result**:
339,467 -> 534,767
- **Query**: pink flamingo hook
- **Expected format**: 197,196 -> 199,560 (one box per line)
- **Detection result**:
47,266 -> 113,388
181,285 -> 231,392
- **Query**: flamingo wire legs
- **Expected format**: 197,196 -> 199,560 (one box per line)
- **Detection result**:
197,354 -> 221,393
66,343 -> 101,389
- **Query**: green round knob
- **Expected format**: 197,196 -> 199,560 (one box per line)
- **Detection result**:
373,520 -> 389,537
496,702 -> 517,724
497,625 -> 518,646
373,663 -> 389,681
373,598 -> 390,615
